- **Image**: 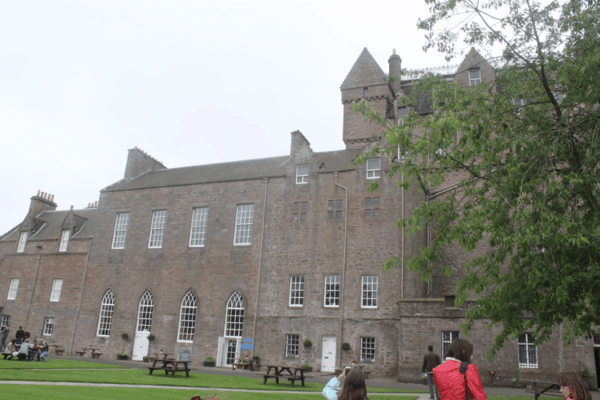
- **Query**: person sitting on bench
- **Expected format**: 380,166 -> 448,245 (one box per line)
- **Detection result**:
17,339 -> 34,361
2,340 -> 17,360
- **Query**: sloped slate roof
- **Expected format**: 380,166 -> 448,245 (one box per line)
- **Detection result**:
104,149 -> 361,192
341,48 -> 388,89
1,209 -> 96,241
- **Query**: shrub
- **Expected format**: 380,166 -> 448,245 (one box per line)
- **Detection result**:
121,332 -> 129,340
147,334 -> 155,341
341,342 -> 351,351
205,356 -> 214,362
117,353 -> 128,356
303,339 -> 313,348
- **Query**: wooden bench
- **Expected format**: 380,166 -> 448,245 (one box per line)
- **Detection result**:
91,352 -> 102,359
524,382 -> 561,400
149,359 -> 191,378
262,374 -> 281,384
75,349 -> 87,357
287,375 -> 311,387
55,348 -> 64,355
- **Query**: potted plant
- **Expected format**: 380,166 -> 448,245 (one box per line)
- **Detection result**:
117,353 -> 128,360
148,334 -> 155,342
121,332 -> 129,340
303,339 -> 313,348
203,356 -> 215,367
341,342 -> 351,351
302,363 -> 313,373
512,368 -> 524,388
142,355 -> 151,363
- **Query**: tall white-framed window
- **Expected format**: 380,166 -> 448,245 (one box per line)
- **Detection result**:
50,278 -> 63,302
469,69 -> 481,86
366,158 -> 381,179
360,337 -> 376,362
137,290 -> 154,332
0,315 -> 10,329
233,205 -> 254,246
324,275 -> 340,307
148,210 -> 167,248
17,232 -> 27,253
59,230 -> 70,252
361,276 -> 378,308
112,213 -> 130,249
442,331 -> 460,360
296,165 -> 309,184
225,291 -> 244,337
285,334 -> 300,357
178,291 -> 198,342
7,278 -> 19,300
518,333 -> 538,368
289,276 -> 304,307
97,289 -> 115,337
43,317 -> 55,336
189,207 -> 208,247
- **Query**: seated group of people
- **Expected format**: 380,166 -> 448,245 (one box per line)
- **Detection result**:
1,325 -> 49,362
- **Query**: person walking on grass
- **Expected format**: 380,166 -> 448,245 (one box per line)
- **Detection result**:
422,345 -> 441,400
0,324 -> 9,351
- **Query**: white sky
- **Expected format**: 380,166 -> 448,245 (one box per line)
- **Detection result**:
0,0 -> 457,234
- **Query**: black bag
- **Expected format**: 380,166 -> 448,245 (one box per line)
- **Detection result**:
459,362 -> 470,400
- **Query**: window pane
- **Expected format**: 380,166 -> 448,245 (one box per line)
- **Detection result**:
365,198 -> 371,208
112,213 -> 130,249
225,292 -> 245,337
97,290 -> 115,336
365,210 -> 371,219
373,198 -> 380,207
361,276 -> 378,308
148,210 -> 167,248
289,276 -> 304,306
178,291 -> 197,342
324,276 -> 340,307
43,317 -> 55,336
234,205 -> 254,245
50,279 -> 63,302
328,211 -> 334,221
360,337 -> 375,361
328,201 -> 334,210
286,334 -> 300,357
296,165 -> 309,184
59,230 -> 70,252
17,232 -> 27,253
137,291 -> 154,332
7,278 -> 19,300
189,208 -> 208,247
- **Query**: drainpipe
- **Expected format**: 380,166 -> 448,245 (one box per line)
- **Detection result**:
71,237 -> 93,354
334,172 -> 348,369
401,172 -> 405,298
24,255 -> 42,327
425,182 -> 431,297
252,177 -> 269,359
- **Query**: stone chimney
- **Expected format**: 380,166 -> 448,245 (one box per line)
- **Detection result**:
29,190 -> 58,217
124,147 -> 167,180
388,49 -> 402,95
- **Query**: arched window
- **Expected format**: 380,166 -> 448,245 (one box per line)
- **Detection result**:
136,290 -> 154,332
97,289 -> 115,337
178,291 -> 197,342
224,291 -> 244,337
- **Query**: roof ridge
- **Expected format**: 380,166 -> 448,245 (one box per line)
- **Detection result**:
142,154 -> 290,173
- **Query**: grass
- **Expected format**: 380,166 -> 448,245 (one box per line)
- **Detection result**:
0,357 -> 129,370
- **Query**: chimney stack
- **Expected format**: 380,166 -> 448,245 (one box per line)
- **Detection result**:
388,49 -> 402,94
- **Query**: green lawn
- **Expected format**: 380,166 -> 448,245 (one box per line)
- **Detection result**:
0,357 -> 129,369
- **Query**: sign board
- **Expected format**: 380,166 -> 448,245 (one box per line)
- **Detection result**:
240,337 -> 253,350
179,348 -> 191,362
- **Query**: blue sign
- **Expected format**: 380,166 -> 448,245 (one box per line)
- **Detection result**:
240,337 -> 253,350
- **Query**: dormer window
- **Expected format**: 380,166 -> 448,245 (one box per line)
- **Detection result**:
17,232 -> 27,253
469,69 -> 481,86
59,230 -> 70,252
366,158 -> 381,179
296,165 -> 309,184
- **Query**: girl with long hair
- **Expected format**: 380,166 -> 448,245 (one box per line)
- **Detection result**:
322,366 -> 369,400
558,372 -> 592,400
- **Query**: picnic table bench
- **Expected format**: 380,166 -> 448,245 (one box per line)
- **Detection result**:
261,364 -> 311,387
524,381 -> 562,400
75,348 -> 88,357
232,358 -> 261,371
148,358 -> 191,378
50,344 -> 64,355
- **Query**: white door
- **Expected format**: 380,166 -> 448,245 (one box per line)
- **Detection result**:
321,336 -> 337,372
132,331 -> 150,361
216,337 -> 240,367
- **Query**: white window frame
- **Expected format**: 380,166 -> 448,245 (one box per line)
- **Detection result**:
518,333 -> 538,368
366,158 -> 381,179
233,205 -> 254,246
7,278 -> 19,300
0,315 -> 10,329
96,289 -> 115,337
189,207 -> 208,247
361,276 -> 378,308
137,290 -> 154,332
469,69 -> 481,86
59,230 -> 70,252
285,334 -> 300,357
442,331 -> 460,361
296,165 -> 309,184
43,317 -> 55,336
360,337 -> 376,362
178,291 -> 197,342
289,276 -> 305,307
50,278 -> 63,302
224,291 -> 245,338
324,275 -> 340,308
17,232 -> 27,253
111,213 -> 130,249
148,210 -> 167,248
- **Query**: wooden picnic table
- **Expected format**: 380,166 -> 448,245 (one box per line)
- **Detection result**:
232,358 -> 261,371
148,358 -> 191,378
261,364 -> 310,387
524,381 -> 562,400
334,364 -> 371,379
50,344 -> 64,355
89,347 -> 102,359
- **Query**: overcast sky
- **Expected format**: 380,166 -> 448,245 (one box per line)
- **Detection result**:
0,0 -> 459,234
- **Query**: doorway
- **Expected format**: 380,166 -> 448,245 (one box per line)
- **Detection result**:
132,331 -> 150,361
321,336 -> 337,372
216,337 -> 240,367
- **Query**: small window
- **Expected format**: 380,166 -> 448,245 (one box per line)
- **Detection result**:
518,333 -> 538,368
367,158 -> 381,179
373,198 -> 380,207
17,232 -> 27,253
363,87 -> 368,98
294,202 -> 300,211
59,230 -> 70,252
293,214 -> 299,223
328,201 -> 334,210
442,331 -> 460,361
148,210 -> 167,248
336,211 -> 342,220
0,315 -> 10,329
7,278 -> 19,300
360,337 -> 375,362
289,276 -> 304,307
365,198 -> 371,208
43,317 -> 55,336
301,213 -> 306,221
178,291 -> 198,342
50,279 -> 63,302
296,165 -> 309,184
189,207 -> 208,247
112,213 -> 130,249
234,205 -> 254,245
324,275 -> 340,307
286,334 -> 300,357
365,197 -> 380,220
301,202 -> 307,211
469,69 -> 481,86
373,210 -> 380,219
336,200 -> 343,209
361,276 -> 378,308
365,210 -> 371,219
328,211 -> 334,221
97,289 -> 115,337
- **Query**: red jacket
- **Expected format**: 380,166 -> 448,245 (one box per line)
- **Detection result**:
433,359 -> 487,400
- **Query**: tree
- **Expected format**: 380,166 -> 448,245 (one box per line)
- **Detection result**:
355,0 -> 600,358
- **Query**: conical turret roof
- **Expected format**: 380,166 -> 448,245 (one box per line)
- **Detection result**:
340,48 -> 387,89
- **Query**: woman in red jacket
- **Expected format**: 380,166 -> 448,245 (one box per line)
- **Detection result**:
433,339 -> 486,400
